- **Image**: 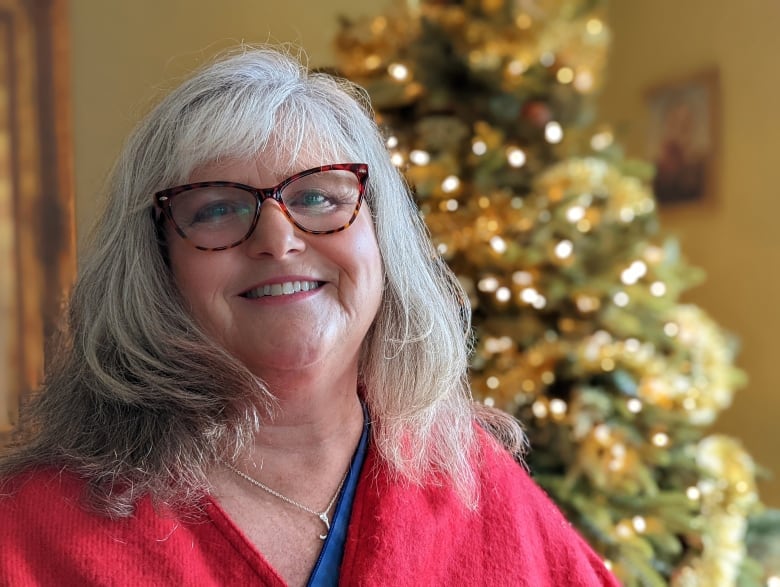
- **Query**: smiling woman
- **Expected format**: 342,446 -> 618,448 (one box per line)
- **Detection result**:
0,0 -> 75,445
0,46 -> 619,587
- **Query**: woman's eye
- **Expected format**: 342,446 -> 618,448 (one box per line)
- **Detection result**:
287,190 -> 335,211
192,201 -> 252,224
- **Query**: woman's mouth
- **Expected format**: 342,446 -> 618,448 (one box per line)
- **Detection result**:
241,280 -> 323,299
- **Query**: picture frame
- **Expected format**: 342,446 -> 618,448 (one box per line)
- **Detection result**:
645,69 -> 719,206
0,0 -> 75,446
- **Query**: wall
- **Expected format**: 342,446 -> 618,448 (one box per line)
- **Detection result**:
69,0 -> 376,240
598,1 -> 780,505
69,1 -> 779,504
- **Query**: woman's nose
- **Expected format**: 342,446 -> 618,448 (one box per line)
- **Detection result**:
244,198 -> 306,258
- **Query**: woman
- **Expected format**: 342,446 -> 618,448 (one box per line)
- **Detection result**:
0,47 -> 618,586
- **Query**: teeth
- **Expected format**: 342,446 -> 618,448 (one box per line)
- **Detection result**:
244,280 -> 320,299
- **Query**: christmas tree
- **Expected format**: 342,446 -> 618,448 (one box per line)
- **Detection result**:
334,1 -> 766,585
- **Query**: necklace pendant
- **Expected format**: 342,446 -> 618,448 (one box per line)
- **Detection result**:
318,513 -> 330,540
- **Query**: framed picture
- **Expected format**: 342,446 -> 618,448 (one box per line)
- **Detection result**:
645,69 -> 719,205
0,0 -> 75,446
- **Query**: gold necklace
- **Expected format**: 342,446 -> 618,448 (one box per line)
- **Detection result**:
224,462 -> 348,540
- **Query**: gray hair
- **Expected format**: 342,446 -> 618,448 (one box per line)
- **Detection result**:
1,46 -> 525,516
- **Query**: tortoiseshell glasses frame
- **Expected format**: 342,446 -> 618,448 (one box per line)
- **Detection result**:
154,163 -> 369,251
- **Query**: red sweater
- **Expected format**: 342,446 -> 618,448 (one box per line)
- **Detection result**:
0,428 -> 619,586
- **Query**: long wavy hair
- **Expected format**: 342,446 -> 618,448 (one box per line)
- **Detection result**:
1,46 -> 525,516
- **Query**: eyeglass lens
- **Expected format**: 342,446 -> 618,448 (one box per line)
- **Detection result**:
168,169 -> 362,249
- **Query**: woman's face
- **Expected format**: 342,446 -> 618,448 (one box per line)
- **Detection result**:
166,153 -> 384,382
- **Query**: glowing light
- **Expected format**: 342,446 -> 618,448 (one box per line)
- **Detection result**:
486,376 -> 500,389
587,18 -> 604,35
472,139 -> 488,155
507,59 -> 527,76
576,219 -> 592,233
520,287 -> 540,304
574,70 -> 595,93
625,338 -> 640,352
627,398 -> 643,413
632,516 -> 647,533
409,149 -> 430,165
549,398 -> 567,416
619,207 -> 636,223
532,295 -> 547,309
556,67 -> 574,84
650,281 -> 666,297
613,291 -> 629,307
768,576 -> 780,587
478,277 -> 499,292
496,287 -> 511,302
541,371 -> 555,385
441,175 -> 460,193
594,424 -> 611,443
576,295 -> 599,313
444,199 -> 458,211
566,205 -> 586,223
620,260 -> 647,285
601,358 -> 615,371
507,147 -> 527,168
386,136 -> 399,148
390,152 -> 404,167
664,322 -> 680,337
686,486 -> 701,501
554,240 -> 573,259
483,396 -> 495,407
364,55 -> 382,70
388,63 -> 410,81
490,236 -> 507,253
683,397 -> 697,411
540,52 -> 555,67
545,121 -> 563,144
590,130 -> 613,151
436,243 -> 448,255
652,432 -> 670,447
532,400 -> 548,418
512,271 -> 533,285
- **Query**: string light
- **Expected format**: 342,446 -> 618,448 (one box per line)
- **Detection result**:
627,398 -> 643,414
554,240 -> 573,259
545,121 -> 564,143
556,67 -> 574,84
486,376 -> 500,389
483,396 -> 495,407
441,175 -> 460,193
590,130 -> 613,151
587,18 -> 604,35
650,281 -> 666,296
540,52 -> 555,67
686,486 -> 701,501
566,205 -> 586,223
613,291 -> 629,307
478,277 -> 500,292
409,149 -> 430,165
532,400 -> 548,418
443,199 -> 459,211
388,63 -> 410,81
507,147 -> 527,167
515,14 -> 532,29
507,59 -> 527,76
490,236 -> 507,253
664,322 -> 680,337
390,152 -> 404,167
386,136 -> 399,148
496,287 -> 511,302
652,432 -> 670,447
472,139 -> 487,155
512,271 -> 533,285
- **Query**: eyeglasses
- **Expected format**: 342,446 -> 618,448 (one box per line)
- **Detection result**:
155,163 -> 368,251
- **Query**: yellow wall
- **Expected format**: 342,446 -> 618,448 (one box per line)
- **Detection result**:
598,1 -> 780,505
69,1 -> 779,504
69,0 -> 375,239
